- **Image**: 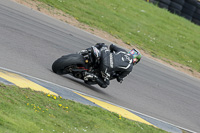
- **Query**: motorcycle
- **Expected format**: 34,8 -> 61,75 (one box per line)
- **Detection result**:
52,46 -> 119,86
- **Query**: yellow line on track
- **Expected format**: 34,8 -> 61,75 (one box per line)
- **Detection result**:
74,92 -> 154,126
0,70 -> 58,96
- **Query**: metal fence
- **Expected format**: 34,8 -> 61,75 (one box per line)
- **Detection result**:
147,0 -> 200,25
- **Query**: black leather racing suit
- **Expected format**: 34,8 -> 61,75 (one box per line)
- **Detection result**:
95,43 -> 134,88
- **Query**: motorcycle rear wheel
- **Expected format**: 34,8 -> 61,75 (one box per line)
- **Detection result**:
52,54 -> 85,75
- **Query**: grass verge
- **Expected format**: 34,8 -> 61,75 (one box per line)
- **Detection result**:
32,0 -> 200,73
0,83 -> 167,133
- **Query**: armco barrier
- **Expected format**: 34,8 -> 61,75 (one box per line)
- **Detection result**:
147,0 -> 200,25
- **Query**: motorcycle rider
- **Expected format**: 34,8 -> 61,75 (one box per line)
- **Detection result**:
84,43 -> 142,88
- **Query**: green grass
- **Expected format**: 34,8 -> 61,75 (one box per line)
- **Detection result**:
0,83 -> 167,133
35,0 -> 200,72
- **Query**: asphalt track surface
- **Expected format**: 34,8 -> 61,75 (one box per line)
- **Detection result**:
0,0 -> 200,132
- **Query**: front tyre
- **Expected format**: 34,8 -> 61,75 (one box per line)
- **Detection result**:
52,54 -> 85,75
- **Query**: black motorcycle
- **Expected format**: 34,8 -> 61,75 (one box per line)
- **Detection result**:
52,46 -> 118,86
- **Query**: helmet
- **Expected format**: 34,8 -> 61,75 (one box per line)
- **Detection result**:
129,49 -> 142,64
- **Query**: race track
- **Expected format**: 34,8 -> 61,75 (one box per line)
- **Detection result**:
0,0 -> 200,132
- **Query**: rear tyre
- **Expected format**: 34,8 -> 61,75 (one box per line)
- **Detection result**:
52,54 -> 85,75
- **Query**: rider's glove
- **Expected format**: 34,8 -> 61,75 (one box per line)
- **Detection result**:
117,77 -> 123,83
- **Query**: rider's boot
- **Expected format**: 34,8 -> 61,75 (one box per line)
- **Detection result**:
84,73 -> 108,88
95,78 -> 108,88
84,73 -> 97,81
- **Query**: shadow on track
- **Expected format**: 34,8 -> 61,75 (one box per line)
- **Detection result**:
62,75 -> 110,95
